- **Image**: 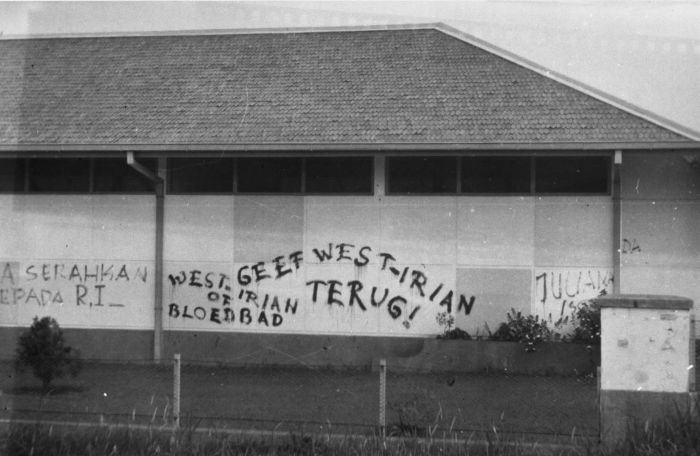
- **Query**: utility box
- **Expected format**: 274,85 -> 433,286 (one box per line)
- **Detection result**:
594,294 -> 694,447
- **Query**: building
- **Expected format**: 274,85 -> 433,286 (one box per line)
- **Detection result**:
1,23 -> 698,366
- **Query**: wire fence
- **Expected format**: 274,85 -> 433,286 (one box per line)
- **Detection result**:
2,354 -> 600,441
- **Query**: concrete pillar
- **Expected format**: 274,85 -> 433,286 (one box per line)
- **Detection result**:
594,294 -> 694,447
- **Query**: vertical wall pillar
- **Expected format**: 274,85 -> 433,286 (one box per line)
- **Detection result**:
374,155 -> 385,200
612,150 -> 622,294
153,157 -> 166,362
594,294 -> 694,448
126,152 -> 165,362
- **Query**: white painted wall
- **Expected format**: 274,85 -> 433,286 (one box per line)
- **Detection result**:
162,191 -> 614,337
4,151 -> 697,339
620,153 -> 700,334
0,194 -> 155,329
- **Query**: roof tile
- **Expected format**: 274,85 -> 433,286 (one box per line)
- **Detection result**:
0,28 -> 689,146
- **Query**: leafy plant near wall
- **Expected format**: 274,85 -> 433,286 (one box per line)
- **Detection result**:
491,309 -> 553,352
570,301 -> 601,345
15,316 -> 82,392
435,312 -> 471,340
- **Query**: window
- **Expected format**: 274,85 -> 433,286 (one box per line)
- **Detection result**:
0,159 -> 26,192
535,156 -> 610,194
95,158 -> 157,193
387,157 -> 457,194
168,158 -> 234,193
385,154 -> 611,195
237,158 -> 302,193
305,157 -> 373,194
28,158 -> 90,192
461,156 -> 531,194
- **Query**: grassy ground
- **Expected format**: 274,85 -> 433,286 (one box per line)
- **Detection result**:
1,361 -> 597,440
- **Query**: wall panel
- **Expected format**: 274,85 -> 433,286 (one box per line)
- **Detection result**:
305,196 -> 381,261
457,197 -> 534,267
535,197 -> 613,267
164,195 -> 233,263
621,153 -> 700,201
380,196 -> 457,266
1,195 -> 155,330
457,267 -> 531,336
233,196 -> 303,263
622,201 -> 700,268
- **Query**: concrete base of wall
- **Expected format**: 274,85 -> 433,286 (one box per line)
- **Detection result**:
1,327 -> 600,374
0,327 -> 153,362
600,389 -> 693,448
163,332 -> 598,375
162,330 -> 424,368
378,339 -> 600,375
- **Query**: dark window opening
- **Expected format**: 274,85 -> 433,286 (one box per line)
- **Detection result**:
387,157 -> 457,194
461,156 -> 531,193
237,158 -> 302,193
168,158 -> 234,193
535,156 -> 610,194
305,157 -> 373,194
28,158 -> 90,192
95,158 -> 157,193
0,159 -> 26,192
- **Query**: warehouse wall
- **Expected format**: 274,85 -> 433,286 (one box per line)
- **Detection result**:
619,152 -> 700,334
0,193 -> 155,359
4,151 -> 698,363
162,191 -> 614,340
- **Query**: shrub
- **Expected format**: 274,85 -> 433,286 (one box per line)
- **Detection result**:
492,309 -> 552,352
15,316 -> 82,392
571,301 -> 601,345
435,312 -> 471,340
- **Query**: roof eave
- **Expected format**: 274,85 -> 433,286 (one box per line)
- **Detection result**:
433,23 -> 700,143
0,141 -> 698,156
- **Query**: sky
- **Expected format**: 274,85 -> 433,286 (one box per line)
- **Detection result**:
1,1 -> 699,137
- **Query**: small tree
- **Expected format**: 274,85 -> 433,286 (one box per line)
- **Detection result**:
15,316 -> 82,392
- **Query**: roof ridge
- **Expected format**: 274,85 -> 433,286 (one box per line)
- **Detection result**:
433,22 -> 700,142
0,22 -> 442,41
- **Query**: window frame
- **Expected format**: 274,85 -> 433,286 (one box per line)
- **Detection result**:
167,157 -> 235,195
303,156 -> 375,195
385,156 -> 459,195
384,152 -> 613,197
0,156 -> 158,195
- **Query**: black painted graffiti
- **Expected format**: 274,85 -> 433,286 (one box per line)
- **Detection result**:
535,269 -> 613,323
25,263 -> 148,283
167,302 -> 294,327
1,262 -> 145,308
167,243 -> 477,331
309,244 -> 476,323
167,263 -> 300,327
621,238 -> 641,254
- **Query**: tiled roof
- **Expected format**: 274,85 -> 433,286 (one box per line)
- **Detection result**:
0,26 -> 691,147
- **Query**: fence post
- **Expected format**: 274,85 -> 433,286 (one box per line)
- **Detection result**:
379,359 -> 386,438
173,353 -> 181,428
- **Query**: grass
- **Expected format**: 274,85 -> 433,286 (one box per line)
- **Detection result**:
5,408 -> 700,456
3,423 -> 587,456
1,361 -> 598,438
4,361 -> 700,454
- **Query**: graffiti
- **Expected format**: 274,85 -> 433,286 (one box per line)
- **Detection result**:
622,238 -> 641,254
309,243 -> 476,318
535,268 -> 614,325
0,261 -> 148,309
167,242 -> 476,331
167,303 -> 292,327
